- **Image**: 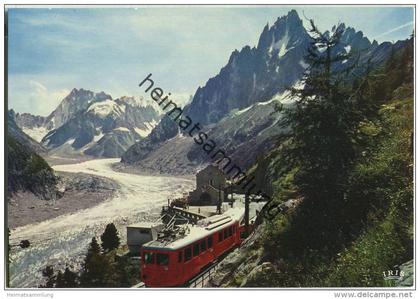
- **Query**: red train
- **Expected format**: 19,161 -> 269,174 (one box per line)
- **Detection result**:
140,207 -> 248,287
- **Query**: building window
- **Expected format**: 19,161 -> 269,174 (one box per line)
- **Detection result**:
178,251 -> 183,263
193,243 -> 200,256
144,252 -> 155,264
157,253 -> 169,266
218,232 -> 223,242
207,236 -> 213,248
185,247 -> 192,262
200,239 -> 207,252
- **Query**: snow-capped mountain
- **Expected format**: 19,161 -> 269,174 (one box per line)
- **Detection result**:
14,89 -> 113,142
40,90 -> 161,158
184,10 -> 310,125
121,9 -> 409,173
46,88 -> 112,129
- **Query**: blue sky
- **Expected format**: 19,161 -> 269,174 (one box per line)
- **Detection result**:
7,5 -> 414,116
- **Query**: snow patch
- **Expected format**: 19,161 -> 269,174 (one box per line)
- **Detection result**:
344,45 -> 351,53
119,96 -> 148,108
134,120 -> 158,138
93,132 -> 104,142
66,138 -> 75,145
234,105 -> 253,116
235,81 -> 303,117
78,131 -> 105,152
22,127 -> 49,143
113,127 -> 130,132
87,100 -> 125,118
299,60 -> 309,69
271,31 -> 290,58
267,29 -> 294,58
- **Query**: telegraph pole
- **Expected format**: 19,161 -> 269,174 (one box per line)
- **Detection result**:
217,183 -> 222,214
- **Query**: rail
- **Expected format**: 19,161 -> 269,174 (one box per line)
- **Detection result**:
188,261 -> 221,288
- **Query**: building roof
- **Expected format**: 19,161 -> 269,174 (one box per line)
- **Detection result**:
197,164 -> 226,177
142,207 -> 244,251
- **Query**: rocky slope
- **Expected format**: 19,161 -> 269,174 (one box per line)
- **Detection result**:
8,171 -> 120,228
7,134 -> 59,200
8,110 -> 47,154
208,36 -> 414,288
13,112 -> 49,143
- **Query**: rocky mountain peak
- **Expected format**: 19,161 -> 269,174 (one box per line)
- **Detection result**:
46,88 -> 112,129
121,10 -> 407,171
181,9 -> 310,126
341,25 -> 372,51
257,9 -> 306,53
94,91 -> 113,101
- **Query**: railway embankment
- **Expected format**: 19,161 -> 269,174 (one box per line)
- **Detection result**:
206,224 -> 270,287
207,198 -> 301,287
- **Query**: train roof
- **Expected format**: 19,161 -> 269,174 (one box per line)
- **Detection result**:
142,207 -> 245,251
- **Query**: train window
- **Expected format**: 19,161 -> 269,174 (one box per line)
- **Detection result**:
218,232 -> 223,242
193,243 -> 199,256
229,226 -> 233,237
185,247 -> 192,262
157,253 -> 169,266
178,251 -> 183,263
224,229 -> 228,239
144,252 -> 155,264
207,236 -> 213,248
200,239 -> 206,252
233,226 -> 236,233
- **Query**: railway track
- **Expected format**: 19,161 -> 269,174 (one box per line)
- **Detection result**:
187,260 -> 221,288
187,244 -> 239,288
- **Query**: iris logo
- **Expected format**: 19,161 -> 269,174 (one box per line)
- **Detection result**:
383,268 -> 405,281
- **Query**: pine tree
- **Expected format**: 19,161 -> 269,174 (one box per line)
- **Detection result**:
80,237 -> 106,287
62,267 -> 79,287
100,223 -> 120,252
55,271 -> 64,288
278,20 -> 369,255
55,267 -> 79,288
40,265 -> 56,288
